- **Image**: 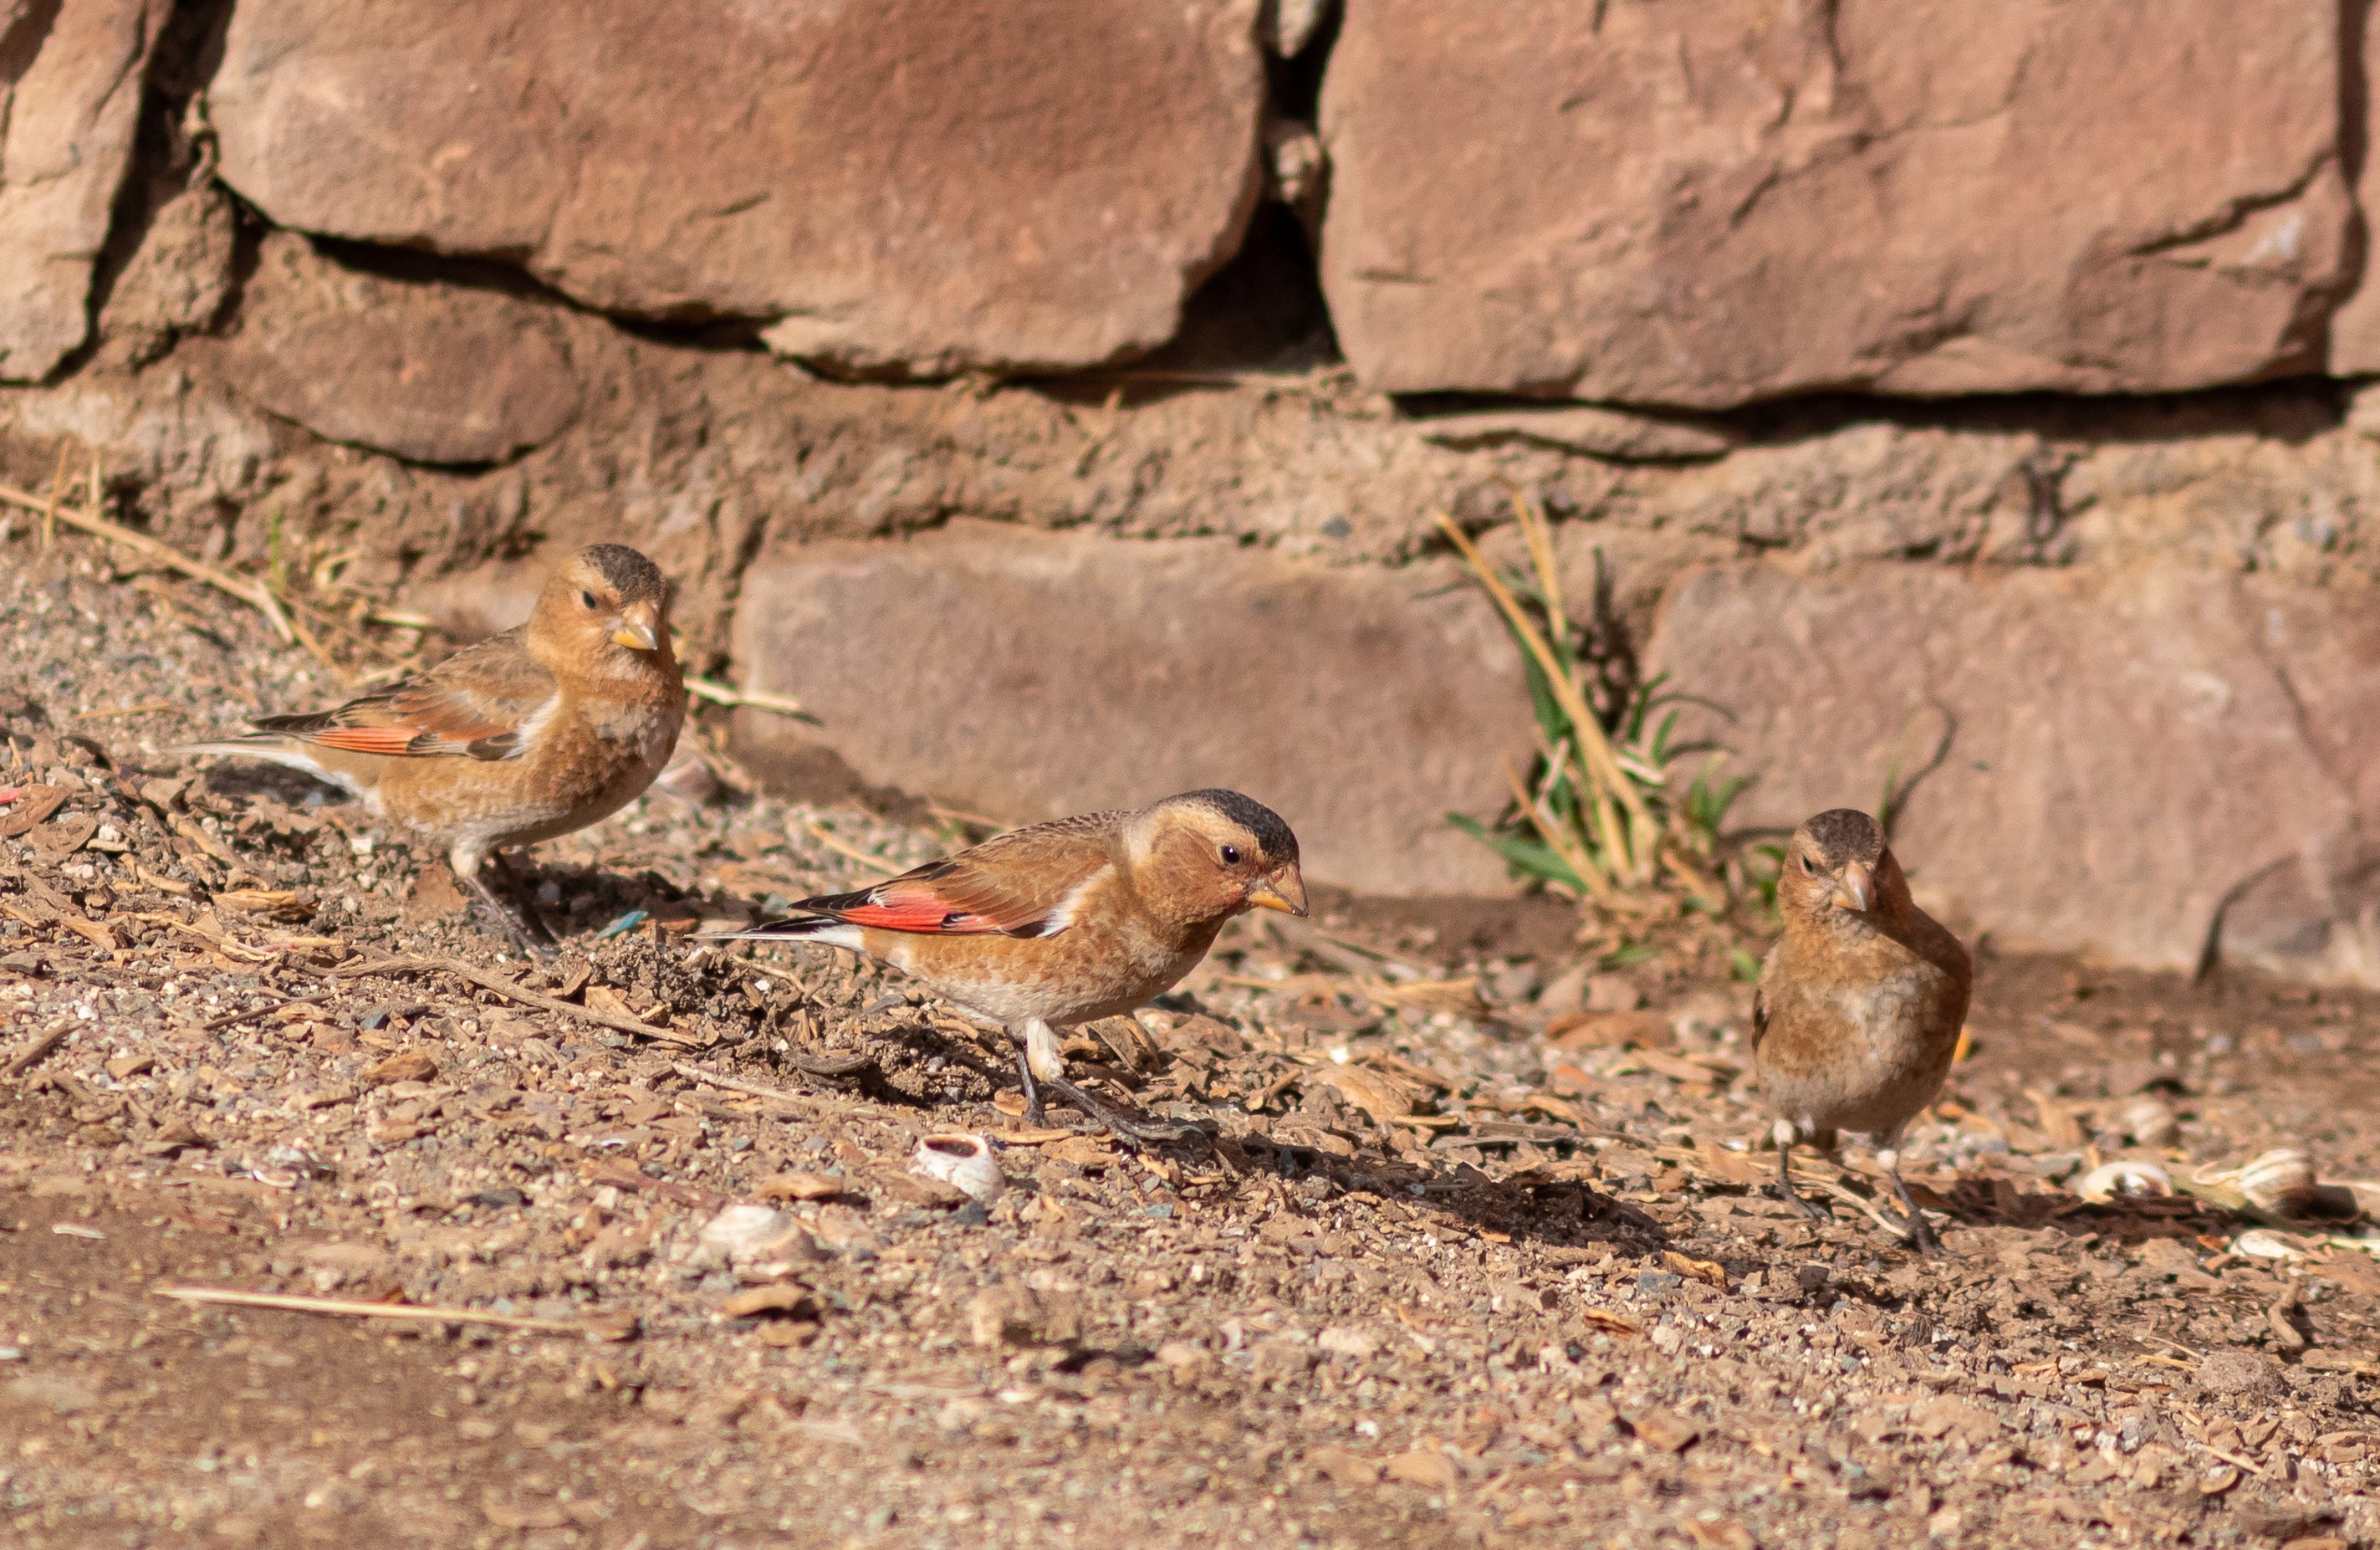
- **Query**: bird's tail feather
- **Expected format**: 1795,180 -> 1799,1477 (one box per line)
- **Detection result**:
178,736 -> 286,757
175,739 -> 360,797
700,915 -> 866,951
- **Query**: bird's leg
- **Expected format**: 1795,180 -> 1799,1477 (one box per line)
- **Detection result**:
485,848 -> 559,948
452,844 -> 554,959
1023,1019 -> 1065,1085
1019,1017 -> 1195,1146
1877,1145 -> 1943,1256
1009,1025 -> 1046,1128
1772,1119 -> 1831,1222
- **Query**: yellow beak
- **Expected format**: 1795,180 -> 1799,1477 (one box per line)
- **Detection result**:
610,611 -> 661,652
1831,859 -> 1874,913
1244,865 -> 1309,918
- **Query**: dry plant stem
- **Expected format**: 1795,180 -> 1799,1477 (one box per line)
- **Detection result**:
1509,494 -> 1656,876
152,1286 -> 631,1338
335,954 -> 707,1047
685,677 -> 807,718
77,701 -> 177,721
670,1060 -> 820,1110
0,480 -> 296,646
198,996 -> 324,1032
2186,1440 -> 2270,1479
806,822 -> 901,876
1434,510 -> 1656,886
4,1026 -> 69,1078
1502,756 -> 1604,900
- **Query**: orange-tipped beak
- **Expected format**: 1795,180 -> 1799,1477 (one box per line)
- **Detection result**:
1831,860 -> 1874,913
610,603 -> 661,652
1245,864 -> 1309,918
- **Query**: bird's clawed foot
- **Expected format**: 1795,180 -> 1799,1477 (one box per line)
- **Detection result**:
1774,1144 -> 1832,1222
465,853 -> 558,959
1040,1073 -> 1198,1148
1884,1169 -> 1946,1256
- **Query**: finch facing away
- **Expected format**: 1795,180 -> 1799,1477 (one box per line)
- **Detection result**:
182,544 -> 683,950
1753,808 -> 1972,1253
709,790 -> 1306,1137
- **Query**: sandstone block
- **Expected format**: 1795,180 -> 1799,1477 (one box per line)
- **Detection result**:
730,522 -> 1535,896
199,233 -> 581,466
208,0 -> 1266,376
1648,562 -> 2380,981
1320,0 -> 2348,406
0,0 -> 166,381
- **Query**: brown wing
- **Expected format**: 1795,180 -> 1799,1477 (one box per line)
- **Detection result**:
253,627 -> 555,761
793,811 -> 1126,939
1749,983 -> 1769,1055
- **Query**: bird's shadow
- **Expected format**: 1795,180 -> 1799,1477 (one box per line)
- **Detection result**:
1208,1134 -> 1673,1255
194,760 -> 349,809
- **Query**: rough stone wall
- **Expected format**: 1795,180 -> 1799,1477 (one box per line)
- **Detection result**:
8,2 -> 2380,979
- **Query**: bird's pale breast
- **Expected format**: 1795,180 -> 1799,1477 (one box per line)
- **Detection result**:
1757,932 -> 1965,1139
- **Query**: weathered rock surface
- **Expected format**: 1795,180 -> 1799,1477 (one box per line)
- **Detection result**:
0,0 -> 166,381
1320,0 -> 2349,406
98,184 -> 238,365
1412,405 -> 1737,463
729,521 -> 1534,896
195,233 -> 581,466
1649,562 -> 2380,982
2326,15 -> 2380,371
207,0 -> 1266,376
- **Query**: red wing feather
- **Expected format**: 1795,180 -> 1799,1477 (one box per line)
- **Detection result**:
829,878 -> 1009,934
303,726 -> 431,757
794,816 -> 1123,940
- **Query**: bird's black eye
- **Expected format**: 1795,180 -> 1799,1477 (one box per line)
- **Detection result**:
1800,854 -> 1818,875
579,589 -> 599,609
1220,844 -> 1241,866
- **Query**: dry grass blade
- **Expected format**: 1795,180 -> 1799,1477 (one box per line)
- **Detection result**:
1502,755 -> 1607,900
197,996 -> 325,1032
4,1025 -> 69,1078
1,476 -> 296,646
671,1060 -> 818,1110
1434,509 -> 1654,886
805,821 -> 901,877
687,677 -> 809,719
153,1286 -> 635,1339
335,954 -> 708,1047
1438,495 -> 1747,912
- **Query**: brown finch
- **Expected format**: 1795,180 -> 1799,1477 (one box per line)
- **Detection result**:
710,790 -> 1306,1134
182,544 -> 682,951
1754,808 -> 1972,1254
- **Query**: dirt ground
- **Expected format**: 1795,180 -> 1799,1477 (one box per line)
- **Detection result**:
6,535 -> 2380,1550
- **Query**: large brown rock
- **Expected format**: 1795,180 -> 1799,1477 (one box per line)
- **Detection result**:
0,0 -> 166,381
194,233 -> 581,466
1320,0 -> 2349,407
1648,562 -> 2380,982
730,522 -> 1534,896
207,0 -> 1265,376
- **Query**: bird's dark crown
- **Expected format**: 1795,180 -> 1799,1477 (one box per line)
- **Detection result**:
1800,807 -> 1884,867
1168,789 -> 1299,864
577,544 -> 667,601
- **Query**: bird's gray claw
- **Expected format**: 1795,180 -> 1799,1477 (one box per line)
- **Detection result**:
1041,1075 -> 1197,1148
